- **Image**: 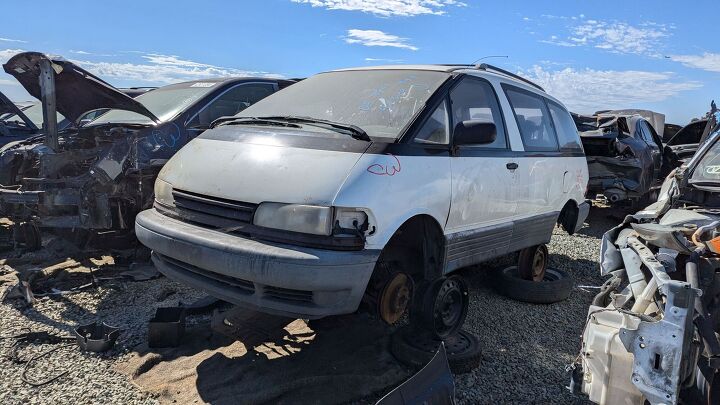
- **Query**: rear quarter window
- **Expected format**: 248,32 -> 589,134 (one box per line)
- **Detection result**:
547,101 -> 584,153
503,85 -> 559,152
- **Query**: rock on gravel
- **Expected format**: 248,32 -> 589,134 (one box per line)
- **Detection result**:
0,204 -> 627,404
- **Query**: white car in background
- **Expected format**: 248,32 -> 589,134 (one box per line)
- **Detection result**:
135,64 -> 589,337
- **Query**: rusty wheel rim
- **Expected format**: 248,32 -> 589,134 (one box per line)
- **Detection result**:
531,246 -> 547,282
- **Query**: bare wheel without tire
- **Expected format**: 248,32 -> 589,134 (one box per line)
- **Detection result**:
518,244 -> 548,281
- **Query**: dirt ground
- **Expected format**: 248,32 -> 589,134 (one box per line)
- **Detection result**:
0,205 -> 626,404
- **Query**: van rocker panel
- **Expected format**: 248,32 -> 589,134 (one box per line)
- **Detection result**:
135,208 -> 379,318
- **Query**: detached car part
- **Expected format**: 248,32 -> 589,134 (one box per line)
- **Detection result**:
573,120 -> 720,405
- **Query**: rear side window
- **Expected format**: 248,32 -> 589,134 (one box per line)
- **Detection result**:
504,86 -> 559,152
547,101 -> 583,152
449,77 -> 507,148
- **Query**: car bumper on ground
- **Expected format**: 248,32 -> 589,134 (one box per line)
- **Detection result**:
135,208 -> 380,319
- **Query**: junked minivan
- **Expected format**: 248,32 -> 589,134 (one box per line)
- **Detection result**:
135,64 -> 589,336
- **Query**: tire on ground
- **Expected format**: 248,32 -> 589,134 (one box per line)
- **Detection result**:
390,327 -> 481,374
497,266 -> 573,304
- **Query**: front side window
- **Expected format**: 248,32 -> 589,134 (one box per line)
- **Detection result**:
188,83 -> 277,128
236,70 -> 450,141
547,101 -> 583,152
450,78 -> 507,148
414,100 -> 449,145
505,87 -> 559,152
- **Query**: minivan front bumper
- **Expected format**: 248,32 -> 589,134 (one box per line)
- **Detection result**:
135,208 -> 380,319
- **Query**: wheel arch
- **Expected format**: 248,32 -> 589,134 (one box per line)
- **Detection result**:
558,198 -> 580,235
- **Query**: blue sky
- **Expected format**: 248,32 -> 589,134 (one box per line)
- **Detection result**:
2,0 -> 718,124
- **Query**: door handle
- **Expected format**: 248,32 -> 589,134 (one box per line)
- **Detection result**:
506,162 -> 519,170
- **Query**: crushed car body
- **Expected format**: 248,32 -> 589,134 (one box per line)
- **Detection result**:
0,51 -> 293,243
571,112 -> 720,405
574,110 -> 665,204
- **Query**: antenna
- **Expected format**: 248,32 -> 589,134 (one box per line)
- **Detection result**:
471,55 -> 509,65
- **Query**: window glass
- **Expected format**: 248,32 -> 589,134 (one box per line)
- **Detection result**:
505,87 -> 558,151
450,78 -> 506,148
637,121 -> 658,146
237,70 -> 450,140
414,101 -> 449,144
547,101 -> 583,152
90,82 -> 220,125
189,83 -> 276,127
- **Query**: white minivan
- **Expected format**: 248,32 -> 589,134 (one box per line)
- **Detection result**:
135,64 -> 589,335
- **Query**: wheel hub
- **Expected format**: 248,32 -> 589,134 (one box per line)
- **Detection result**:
427,276 -> 469,338
379,272 -> 412,324
531,247 -> 547,281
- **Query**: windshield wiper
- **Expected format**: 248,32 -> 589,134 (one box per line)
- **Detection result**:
257,116 -> 371,142
213,117 -> 301,128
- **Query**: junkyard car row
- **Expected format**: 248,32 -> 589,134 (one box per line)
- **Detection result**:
1,50 -> 719,404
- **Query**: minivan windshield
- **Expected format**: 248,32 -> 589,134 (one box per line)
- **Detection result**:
234,70 -> 450,140
89,81 -> 219,126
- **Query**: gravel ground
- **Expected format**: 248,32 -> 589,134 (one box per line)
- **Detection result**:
0,204 -> 630,404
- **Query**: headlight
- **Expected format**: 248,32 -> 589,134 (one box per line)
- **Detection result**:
253,203 -> 333,235
154,178 -> 175,207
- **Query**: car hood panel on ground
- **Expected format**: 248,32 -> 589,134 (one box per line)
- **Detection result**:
159,126 -> 371,206
3,52 -> 158,124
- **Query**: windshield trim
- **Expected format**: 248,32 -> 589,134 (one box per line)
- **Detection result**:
685,121 -> 720,187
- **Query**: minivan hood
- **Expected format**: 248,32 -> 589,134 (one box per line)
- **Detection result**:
159,126 -> 371,205
3,52 -> 158,124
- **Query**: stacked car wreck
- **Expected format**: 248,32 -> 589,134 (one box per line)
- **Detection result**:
572,111 -> 720,405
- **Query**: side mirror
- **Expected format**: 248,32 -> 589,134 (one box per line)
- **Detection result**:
453,121 -> 497,146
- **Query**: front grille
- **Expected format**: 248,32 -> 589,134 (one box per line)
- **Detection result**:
157,253 -> 255,295
263,286 -> 314,304
171,189 -> 257,228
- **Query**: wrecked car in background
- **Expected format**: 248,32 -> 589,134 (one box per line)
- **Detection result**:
570,113 -> 720,405
0,52 -> 294,249
662,102 -> 718,178
574,110 -> 665,205
0,90 -> 40,147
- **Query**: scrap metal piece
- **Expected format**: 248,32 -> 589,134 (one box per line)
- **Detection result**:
619,281 -> 700,405
376,342 -> 455,405
74,322 -> 120,352
148,307 -> 186,348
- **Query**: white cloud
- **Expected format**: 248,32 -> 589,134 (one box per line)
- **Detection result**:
669,53 -> 720,73
74,55 -> 280,84
345,29 -> 418,50
522,66 -> 701,112
0,37 -> 26,43
542,18 -> 670,56
291,0 -> 465,17
0,48 -> 280,86
0,48 -> 24,63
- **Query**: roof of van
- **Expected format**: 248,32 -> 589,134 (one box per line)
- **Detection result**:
331,64 -> 546,93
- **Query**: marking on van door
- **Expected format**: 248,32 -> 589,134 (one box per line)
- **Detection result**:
367,154 -> 402,176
